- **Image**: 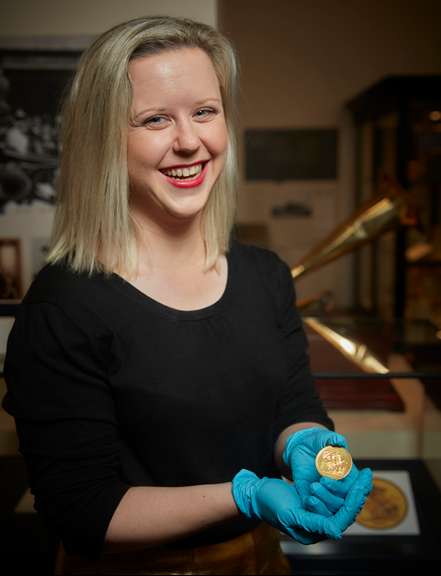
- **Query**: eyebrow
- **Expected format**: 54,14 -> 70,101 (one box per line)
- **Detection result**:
133,98 -> 222,120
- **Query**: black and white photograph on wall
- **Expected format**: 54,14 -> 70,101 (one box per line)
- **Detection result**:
0,238 -> 22,299
0,46 -> 82,213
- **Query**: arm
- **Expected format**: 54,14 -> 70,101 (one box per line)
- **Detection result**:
103,482 -> 241,553
3,301 -> 130,559
271,259 -> 333,481
271,257 -> 334,457
4,300 -> 243,557
270,260 -> 370,517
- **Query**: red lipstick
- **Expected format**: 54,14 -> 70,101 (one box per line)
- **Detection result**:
160,161 -> 209,189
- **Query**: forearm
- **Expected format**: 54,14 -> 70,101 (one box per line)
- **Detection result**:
274,422 -> 328,478
102,482 -> 242,553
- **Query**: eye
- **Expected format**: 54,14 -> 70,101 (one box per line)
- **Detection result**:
145,116 -> 167,126
194,108 -> 217,120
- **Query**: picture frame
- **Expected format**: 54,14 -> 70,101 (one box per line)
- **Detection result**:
0,36 -> 92,213
0,237 -> 22,299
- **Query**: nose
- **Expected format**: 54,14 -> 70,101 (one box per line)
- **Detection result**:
172,119 -> 201,154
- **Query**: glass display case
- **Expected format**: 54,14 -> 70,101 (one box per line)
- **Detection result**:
346,77 -> 441,322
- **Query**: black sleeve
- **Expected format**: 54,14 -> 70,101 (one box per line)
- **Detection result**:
272,258 -> 334,441
2,302 -> 130,560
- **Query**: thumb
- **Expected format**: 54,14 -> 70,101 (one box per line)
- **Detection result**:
232,469 -> 260,518
325,432 -> 349,450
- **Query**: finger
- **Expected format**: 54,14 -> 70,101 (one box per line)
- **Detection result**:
282,525 -> 326,545
325,432 -> 349,450
310,482 -> 345,514
320,465 -> 359,498
305,495 -> 333,517
302,429 -> 348,453
294,477 -> 315,506
331,468 -> 373,532
297,508 -> 342,540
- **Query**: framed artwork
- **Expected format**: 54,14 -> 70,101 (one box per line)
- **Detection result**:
0,238 -> 22,299
0,37 -> 89,213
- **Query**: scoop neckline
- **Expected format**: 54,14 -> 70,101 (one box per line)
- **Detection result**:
109,248 -> 238,321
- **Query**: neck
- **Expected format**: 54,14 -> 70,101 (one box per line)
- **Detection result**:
133,210 -> 207,274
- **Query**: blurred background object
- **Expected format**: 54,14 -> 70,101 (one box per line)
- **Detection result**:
290,173 -> 418,285
347,76 -> 441,323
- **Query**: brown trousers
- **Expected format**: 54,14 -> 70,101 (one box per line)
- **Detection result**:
54,523 -> 292,575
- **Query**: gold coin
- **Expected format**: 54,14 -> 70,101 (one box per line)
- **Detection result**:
356,477 -> 407,529
315,446 -> 352,480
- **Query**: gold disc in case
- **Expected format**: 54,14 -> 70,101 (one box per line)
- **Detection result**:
356,477 -> 407,529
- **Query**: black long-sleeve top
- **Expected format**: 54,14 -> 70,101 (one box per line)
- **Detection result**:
3,240 -> 333,559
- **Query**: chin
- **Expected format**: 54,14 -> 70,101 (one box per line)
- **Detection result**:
164,194 -> 211,221
159,198 -> 204,221
169,206 -> 205,221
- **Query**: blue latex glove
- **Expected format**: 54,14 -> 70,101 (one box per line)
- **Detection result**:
232,468 -> 372,544
283,427 -> 361,514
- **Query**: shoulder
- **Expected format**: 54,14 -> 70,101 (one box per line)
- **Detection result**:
26,263 -> 87,298
19,263 -> 121,335
25,263 -> 114,302
24,263 -> 107,308
8,264 -> 127,365
228,239 -> 292,291
229,239 -> 289,275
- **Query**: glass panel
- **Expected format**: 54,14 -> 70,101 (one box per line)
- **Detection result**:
303,317 -> 441,460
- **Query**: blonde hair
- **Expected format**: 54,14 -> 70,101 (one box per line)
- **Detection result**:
46,16 -> 238,277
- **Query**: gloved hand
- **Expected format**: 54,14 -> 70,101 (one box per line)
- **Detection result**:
232,468 -> 372,544
306,474 -> 360,518
283,427 -> 361,515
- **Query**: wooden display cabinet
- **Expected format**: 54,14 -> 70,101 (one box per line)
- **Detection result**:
347,76 -> 441,321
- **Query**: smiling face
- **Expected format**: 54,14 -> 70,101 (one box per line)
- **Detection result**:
127,48 -> 229,229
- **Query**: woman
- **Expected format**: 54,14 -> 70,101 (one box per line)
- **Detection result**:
3,16 -> 372,575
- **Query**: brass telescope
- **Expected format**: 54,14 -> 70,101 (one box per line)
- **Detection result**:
291,174 -> 418,281
292,174 -> 419,373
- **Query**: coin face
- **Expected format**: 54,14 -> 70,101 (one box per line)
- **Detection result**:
356,477 -> 407,529
315,446 -> 352,480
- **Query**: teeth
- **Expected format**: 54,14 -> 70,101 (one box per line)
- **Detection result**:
163,163 -> 203,180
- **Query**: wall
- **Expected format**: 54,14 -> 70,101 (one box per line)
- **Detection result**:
0,0 -> 217,36
218,0 -> 441,308
0,0 -> 217,294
